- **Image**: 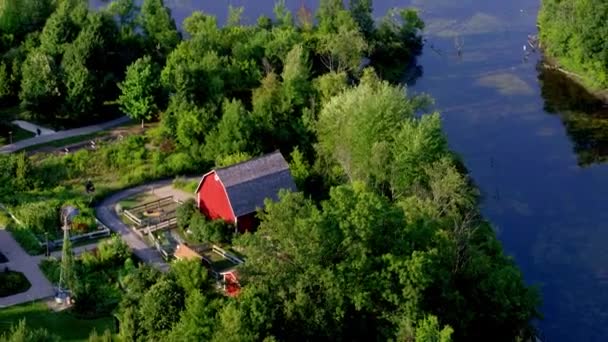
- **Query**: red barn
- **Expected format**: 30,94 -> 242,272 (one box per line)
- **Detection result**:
195,151 -> 297,232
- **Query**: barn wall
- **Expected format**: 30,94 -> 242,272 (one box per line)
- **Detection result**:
236,213 -> 259,233
198,172 -> 235,224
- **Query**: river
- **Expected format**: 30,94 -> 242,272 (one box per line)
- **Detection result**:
92,1 -> 608,340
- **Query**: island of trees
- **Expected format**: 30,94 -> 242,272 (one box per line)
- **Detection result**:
1,0 -> 540,341
538,0 -> 608,91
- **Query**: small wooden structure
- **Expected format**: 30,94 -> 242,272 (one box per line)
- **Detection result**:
123,196 -> 181,235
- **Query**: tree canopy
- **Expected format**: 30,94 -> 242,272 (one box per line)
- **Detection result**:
539,0 -> 608,89
1,1 -> 541,341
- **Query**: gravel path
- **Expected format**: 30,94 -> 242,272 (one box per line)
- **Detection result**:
94,179 -> 182,273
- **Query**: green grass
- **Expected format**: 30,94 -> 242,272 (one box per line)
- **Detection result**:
0,301 -> 115,342
172,177 -> 199,193
6,226 -> 42,256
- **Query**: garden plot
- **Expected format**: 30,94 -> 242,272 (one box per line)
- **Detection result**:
120,194 -> 180,234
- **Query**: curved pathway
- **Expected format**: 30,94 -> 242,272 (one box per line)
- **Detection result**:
0,230 -> 54,308
0,116 -> 130,154
95,179 -> 194,273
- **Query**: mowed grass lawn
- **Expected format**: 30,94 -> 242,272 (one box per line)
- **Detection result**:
0,301 -> 115,341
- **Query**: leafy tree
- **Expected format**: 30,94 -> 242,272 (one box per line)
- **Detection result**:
97,236 -> 131,267
317,0 -> 346,33
167,291 -> 219,342
349,0 -> 375,39
227,5 -> 244,27
273,0 -> 293,27
118,55 -> 161,128
161,46 -> 225,106
171,259 -> 210,294
317,68 -> 422,185
61,11 -> 120,119
176,198 -> 197,230
139,278 -> 185,336
139,0 -> 180,58
313,71 -> 348,106
203,99 -> 254,162
316,10 -> 368,73
189,212 -> 231,244
0,62 -> 11,100
39,0 -> 87,57
19,49 -> 60,113
0,0 -> 54,40
371,8 -> 424,82
539,0 -> 608,88
288,147 -> 310,190
215,152 -> 252,168
281,44 -> 311,108
60,230 -> 76,292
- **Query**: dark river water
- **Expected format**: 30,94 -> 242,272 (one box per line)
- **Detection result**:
93,1 -> 608,340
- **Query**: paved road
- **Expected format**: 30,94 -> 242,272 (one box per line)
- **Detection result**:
95,180 -> 179,273
0,230 -> 54,308
12,120 -> 56,136
0,116 -> 131,154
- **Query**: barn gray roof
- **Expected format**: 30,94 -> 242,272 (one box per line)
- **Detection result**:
211,151 -> 296,217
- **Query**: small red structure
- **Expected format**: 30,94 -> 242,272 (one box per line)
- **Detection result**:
195,151 -> 297,232
222,270 -> 240,297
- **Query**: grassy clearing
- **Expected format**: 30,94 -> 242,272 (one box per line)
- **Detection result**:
6,225 -> 42,255
0,301 -> 115,342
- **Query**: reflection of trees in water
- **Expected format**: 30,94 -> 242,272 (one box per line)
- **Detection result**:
538,62 -> 608,166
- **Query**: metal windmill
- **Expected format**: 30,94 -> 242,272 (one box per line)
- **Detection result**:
56,206 -> 79,304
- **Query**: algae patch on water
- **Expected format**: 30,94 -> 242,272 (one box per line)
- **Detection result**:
476,72 -> 534,96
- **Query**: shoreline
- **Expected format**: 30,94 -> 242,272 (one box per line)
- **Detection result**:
540,54 -> 608,104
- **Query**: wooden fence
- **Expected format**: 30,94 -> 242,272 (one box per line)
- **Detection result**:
212,245 -> 244,265
142,217 -> 178,235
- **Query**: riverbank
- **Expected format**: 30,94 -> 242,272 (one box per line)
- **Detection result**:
541,55 -> 608,104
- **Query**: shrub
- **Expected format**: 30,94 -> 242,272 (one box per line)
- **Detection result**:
14,201 -> 60,235
40,258 -> 60,284
0,210 -> 11,227
176,199 -> 197,230
189,212 -> 232,244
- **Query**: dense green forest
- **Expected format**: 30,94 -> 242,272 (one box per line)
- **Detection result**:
0,0 -> 540,341
538,0 -> 608,89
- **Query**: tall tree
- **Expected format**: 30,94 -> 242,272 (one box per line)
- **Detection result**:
317,68 -> 422,184
0,0 -> 55,40
349,0 -> 375,39
118,55 -> 161,128
203,99 -> 253,162
19,49 -> 60,114
139,0 -> 180,59
316,10 -> 368,73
